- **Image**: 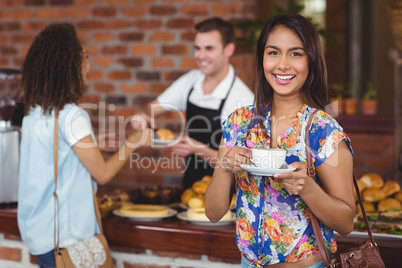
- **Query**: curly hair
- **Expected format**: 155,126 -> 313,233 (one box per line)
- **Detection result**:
21,23 -> 86,115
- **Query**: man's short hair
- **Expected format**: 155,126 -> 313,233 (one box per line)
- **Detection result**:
195,17 -> 235,46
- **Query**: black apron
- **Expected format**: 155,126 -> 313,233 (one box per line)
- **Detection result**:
182,76 -> 235,189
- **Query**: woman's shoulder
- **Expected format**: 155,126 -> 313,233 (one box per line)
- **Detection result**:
305,106 -> 343,131
227,105 -> 255,121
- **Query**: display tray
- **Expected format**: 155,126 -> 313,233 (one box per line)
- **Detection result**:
335,231 -> 402,241
113,208 -> 177,221
177,211 -> 235,226
179,203 -> 236,210
152,138 -> 177,145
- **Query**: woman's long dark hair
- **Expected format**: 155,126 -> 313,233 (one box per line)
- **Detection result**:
251,13 -> 328,141
21,23 -> 86,115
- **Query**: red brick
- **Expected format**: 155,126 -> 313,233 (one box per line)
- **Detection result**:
63,7 -> 90,18
120,7 -> 147,17
366,157 -> 393,170
37,8 -> 62,19
23,0 -> 44,5
150,31 -> 175,42
92,6 -> 116,17
0,22 -> 20,31
85,45 -> 99,55
162,44 -> 189,55
104,20 -> 133,29
131,45 -> 156,55
11,34 -> 35,43
135,0 -> 155,3
166,18 -> 194,29
93,33 -> 114,42
0,10 -> 7,19
135,19 -> 162,29
94,83 -> 115,93
11,10 -> 35,19
150,5 -> 176,15
151,58 -> 174,68
150,83 -> 168,94
181,5 -> 208,15
49,0 -> 73,5
121,82 -> 147,93
119,32 -> 144,42
93,57 -> 115,67
180,58 -> 197,69
208,255 -> 240,264
181,31 -> 195,41
77,20 -> 104,30
162,71 -> 186,81
0,46 -> 18,55
102,45 -> 128,55
105,0 -> 129,3
88,70 -> 103,80
21,21 -> 46,31
118,58 -> 143,68
108,70 -> 132,80
0,35 -> 8,44
0,246 -> 22,262
0,58 -> 8,66
30,253 -> 39,264
75,0 -> 100,4
163,0 -> 189,2
79,94 -> 101,104
13,57 -> 25,67
2,0 -> 23,6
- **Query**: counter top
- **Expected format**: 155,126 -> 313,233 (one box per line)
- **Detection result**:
1,207 -> 401,267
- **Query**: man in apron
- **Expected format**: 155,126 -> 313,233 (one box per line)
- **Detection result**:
131,17 -> 254,189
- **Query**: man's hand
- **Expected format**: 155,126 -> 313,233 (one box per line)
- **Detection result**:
168,136 -> 204,157
130,113 -> 153,130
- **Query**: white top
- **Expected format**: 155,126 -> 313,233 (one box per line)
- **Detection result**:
18,104 -> 99,255
157,65 -> 254,127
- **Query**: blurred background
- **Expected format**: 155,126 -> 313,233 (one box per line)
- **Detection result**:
0,0 -> 401,190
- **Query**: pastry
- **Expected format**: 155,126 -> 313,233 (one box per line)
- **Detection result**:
377,198 -> 402,212
120,204 -> 169,217
382,180 -> 401,196
360,173 -> 384,188
192,180 -> 209,195
156,129 -> 175,140
187,207 -> 232,221
354,180 -> 367,200
395,190 -> 402,202
181,188 -> 196,205
362,188 -> 386,202
356,201 -> 375,214
188,196 -> 205,208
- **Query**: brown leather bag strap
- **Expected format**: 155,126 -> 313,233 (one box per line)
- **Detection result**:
53,114 -> 60,252
306,110 -> 375,267
53,114 -> 104,253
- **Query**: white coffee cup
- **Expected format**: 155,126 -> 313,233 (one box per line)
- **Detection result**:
250,148 -> 286,169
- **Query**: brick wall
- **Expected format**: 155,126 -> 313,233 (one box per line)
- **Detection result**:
0,0 -> 257,189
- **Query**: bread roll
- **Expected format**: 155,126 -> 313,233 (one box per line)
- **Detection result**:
181,188 -> 196,205
377,198 -> 402,212
395,190 -> 402,202
201,175 -> 212,184
156,129 -> 175,140
362,188 -> 386,202
360,173 -> 384,188
354,180 -> 367,200
188,196 -> 205,208
382,180 -> 401,196
192,180 -> 209,195
356,202 -> 375,214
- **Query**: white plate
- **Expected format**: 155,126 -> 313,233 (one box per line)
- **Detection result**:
179,203 -> 236,210
335,231 -> 402,241
152,138 -> 177,145
113,208 -> 177,221
240,164 -> 296,176
176,211 -> 235,226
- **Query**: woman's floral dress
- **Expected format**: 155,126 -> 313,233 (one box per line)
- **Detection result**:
223,104 -> 353,267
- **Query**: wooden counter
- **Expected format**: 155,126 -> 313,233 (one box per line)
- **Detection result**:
1,207 -> 401,267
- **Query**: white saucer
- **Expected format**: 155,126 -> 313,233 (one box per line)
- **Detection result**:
113,208 -> 177,221
240,164 -> 296,176
176,211 -> 235,226
152,138 -> 177,145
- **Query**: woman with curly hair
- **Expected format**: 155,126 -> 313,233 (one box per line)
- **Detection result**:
205,14 -> 354,267
17,23 -> 152,268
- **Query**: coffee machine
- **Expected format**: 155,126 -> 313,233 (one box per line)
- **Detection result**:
0,68 -> 21,204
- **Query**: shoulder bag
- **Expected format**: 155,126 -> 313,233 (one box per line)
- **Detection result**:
53,115 -> 114,268
305,111 -> 385,268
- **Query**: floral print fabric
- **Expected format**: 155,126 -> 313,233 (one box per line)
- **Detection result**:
223,104 -> 352,267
